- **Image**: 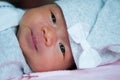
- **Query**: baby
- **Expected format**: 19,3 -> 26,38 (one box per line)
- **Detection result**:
1,0 -> 120,79
0,1 -> 75,79
17,4 -> 75,72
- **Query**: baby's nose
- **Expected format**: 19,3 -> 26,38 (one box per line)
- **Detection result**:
41,26 -> 57,46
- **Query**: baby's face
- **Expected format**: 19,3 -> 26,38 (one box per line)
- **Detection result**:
17,4 -> 75,72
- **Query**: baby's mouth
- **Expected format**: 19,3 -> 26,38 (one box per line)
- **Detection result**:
31,31 -> 38,51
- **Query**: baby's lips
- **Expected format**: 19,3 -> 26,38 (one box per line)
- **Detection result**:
31,31 -> 38,51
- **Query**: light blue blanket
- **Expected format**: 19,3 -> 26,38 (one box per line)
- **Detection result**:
0,1 -> 31,80
56,0 -> 120,68
87,0 -> 120,65
0,0 -> 120,79
88,0 -> 120,48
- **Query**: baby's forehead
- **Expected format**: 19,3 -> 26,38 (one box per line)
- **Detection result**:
23,4 -> 56,17
21,4 -> 65,24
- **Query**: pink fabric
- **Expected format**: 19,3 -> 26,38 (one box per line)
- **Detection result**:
10,60 -> 120,80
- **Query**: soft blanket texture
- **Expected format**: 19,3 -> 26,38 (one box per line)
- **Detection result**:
0,1 -> 31,80
12,60 -> 120,80
87,0 -> 120,65
11,0 -> 120,79
0,0 -> 120,80
56,0 -> 120,69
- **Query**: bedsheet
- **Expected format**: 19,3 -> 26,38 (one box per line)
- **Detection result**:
11,60 -> 120,80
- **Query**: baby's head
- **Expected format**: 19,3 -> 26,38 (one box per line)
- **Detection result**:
17,4 -> 76,72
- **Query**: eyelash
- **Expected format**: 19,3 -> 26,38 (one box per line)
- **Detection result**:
51,11 -> 56,24
59,43 -> 65,55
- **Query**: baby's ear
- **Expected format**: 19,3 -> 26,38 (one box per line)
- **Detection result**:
41,27 -> 56,47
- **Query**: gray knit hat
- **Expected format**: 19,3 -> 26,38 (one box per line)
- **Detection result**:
55,0 -> 102,69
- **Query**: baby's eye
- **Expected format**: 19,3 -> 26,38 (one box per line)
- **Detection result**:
51,11 -> 56,24
59,43 -> 65,55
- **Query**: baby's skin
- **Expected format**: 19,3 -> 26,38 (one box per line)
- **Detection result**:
17,4 -> 75,72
